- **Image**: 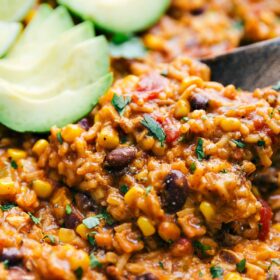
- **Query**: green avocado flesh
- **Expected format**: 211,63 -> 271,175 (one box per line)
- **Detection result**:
0,21 -> 22,58
59,0 -> 171,33
0,0 -> 35,21
0,5 -> 112,132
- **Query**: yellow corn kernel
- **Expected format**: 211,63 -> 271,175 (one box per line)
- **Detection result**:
0,178 -> 16,196
32,139 -> 49,155
124,186 -> 144,206
7,149 -> 27,160
199,201 -> 215,222
174,100 -> 190,119
272,223 -> 280,231
76,223 -> 90,240
32,179 -> 53,199
69,249 -> 90,271
181,76 -> 203,92
220,118 -> 241,132
144,34 -> 164,49
224,272 -> 242,280
97,126 -> 119,149
137,216 -> 156,237
158,221 -> 181,242
61,124 -> 83,142
152,141 -> 166,156
139,136 -> 155,151
59,228 -> 76,243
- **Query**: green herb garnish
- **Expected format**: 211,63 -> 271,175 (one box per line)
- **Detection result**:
159,261 -> 164,269
145,186 -> 152,195
111,33 -> 131,44
257,140 -> 265,147
236,259 -> 246,273
232,139 -> 245,148
0,203 -> 16,211
56,131 -> 63,144
112,93 -> 131,115
65,204 -> 72,215
210,266 -> 224,279
28,212 -> 41,225
90,253 -> 102,269
74,267 -> 83,280
10,160 -> 18,169
141,114 -> 166,145
83,216 -> 100,229
182,117 -> 189,122
233,20 -> 243,30
189,162 -> 196,173
272,81 -> 280,91
96,210 -> 114,226
43,234 -> 56,244
3,260 -> 9,269
87,234 -> 96,246
220,169 -> 228,173
196,138 -> 205,161
193,240 -> 211,257
120,184 -> 129,195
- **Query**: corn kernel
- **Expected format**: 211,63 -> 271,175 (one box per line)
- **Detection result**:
32,139 -> 49,155
139,136 -> 155,151
199,201 -> 215,222
7,149 -> 27,160
174,100 -> 190,119
224,272 -> 242,280
76,223 -> 90,239
61,125 -> 83,142
181,76 -> 203,92
32,180 -> 53,199
220,118 -> 241,132
69,249 -> 90,271
97,126 -> 119,149
144,34 -> 164,49
59,228 -> 76,243
124,186 -> 144,206
272,223 -> 280,231
158,222 -> 181,242
152,141 -> 166,156
137,216 -> 156,237
0,178 -> 16,196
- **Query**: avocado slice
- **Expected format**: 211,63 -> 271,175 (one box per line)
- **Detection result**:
0,22 -> 95,85
0,73 -> 113,132
59,0 -> 171,33
8,6 -> 74,60
0,21 -> 22,58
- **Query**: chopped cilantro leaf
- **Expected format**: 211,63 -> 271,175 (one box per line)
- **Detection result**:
96,210 -> 114,226
10,160 -> 18,169
90,253 -> 102,269
43,234 -> 56,244
220,169 -> 228,173
193,240 -> 211,257
65,204 -> 72,215
56,131 -> 63,144
210,266 -> 223,279
3,260 -> 9,269
182,117 -> 189,122
112,93 -> 131,115
120,184 -> 129,195
87,234 -> 96,246
111,33 -> 131,44
159,261 -> 164,269
141,114 -> 166,145
236,259 -> 246,273
196,138 -> 205,161
233,20 -> 243,30
83,216 -> 100,229
74,267 -> 83,280
232,139 -> 245,148
257,140 -> 265,147
145,186 -> 152,195
272,81 -> 280,91
0,203 -> 16,211
28,212 -> 41,225
190,162 -> 196,174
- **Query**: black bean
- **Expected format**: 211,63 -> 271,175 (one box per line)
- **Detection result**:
78,118 -> 92,131
190,94 -> 209,111
190,8 -> 204,16
75,193 -> 96,212
219,249 -> 239,264
135,273 -> 158,280
105,146 -> 137,169
0,248 -> 22,265
161,170 -> 189,213
64,207 -> 83,229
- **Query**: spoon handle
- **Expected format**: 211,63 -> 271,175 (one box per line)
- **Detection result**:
202,37 -> 280,91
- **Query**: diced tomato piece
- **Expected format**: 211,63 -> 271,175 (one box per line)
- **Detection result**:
258,199 -> 272,241
154,116 -> 180,143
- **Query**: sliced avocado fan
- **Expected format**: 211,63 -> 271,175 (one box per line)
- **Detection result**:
0,5 -> 112,132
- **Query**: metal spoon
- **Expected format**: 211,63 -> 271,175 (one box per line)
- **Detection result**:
202,37 -> 280,91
